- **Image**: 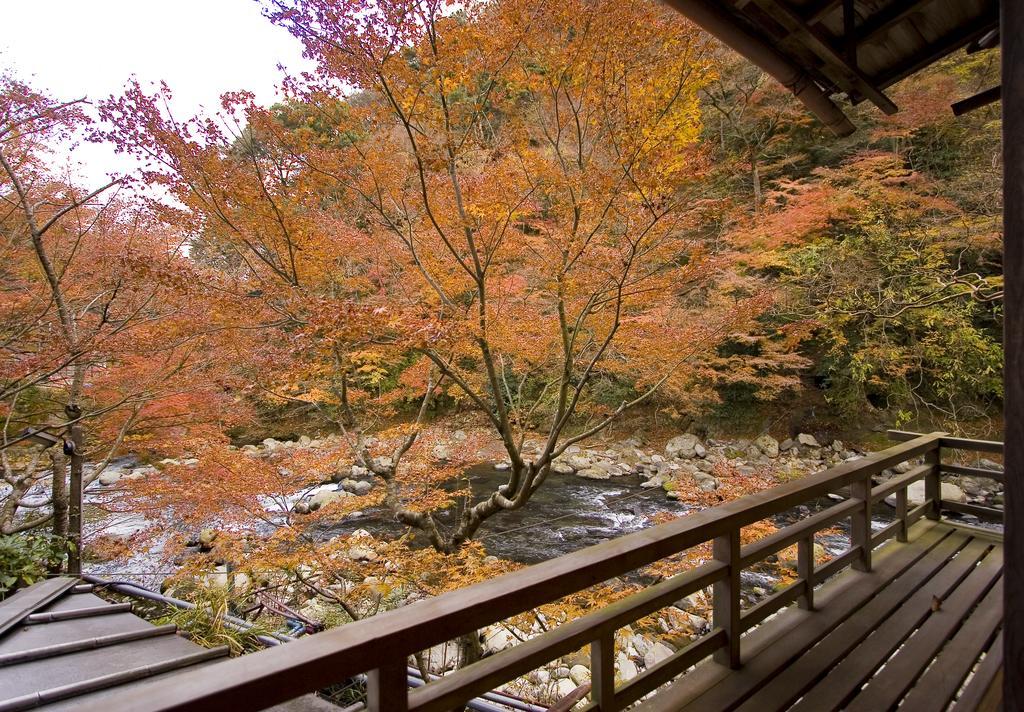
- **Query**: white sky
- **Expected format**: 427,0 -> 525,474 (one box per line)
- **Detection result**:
0,0 -> 311,186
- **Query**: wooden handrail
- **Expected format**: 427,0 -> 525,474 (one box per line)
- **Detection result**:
84,433 -> 953,712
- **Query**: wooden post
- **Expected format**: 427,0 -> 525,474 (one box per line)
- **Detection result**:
713,530 -> 741,668
1004,0 -> 1023,704
895,487 -> 908,543
367,661 -> 407,712
850,473 -> 872,572
590,632 -> 616,711
65,407 -> 84,577
923,443 -> 941,521
797,536 -> 815,610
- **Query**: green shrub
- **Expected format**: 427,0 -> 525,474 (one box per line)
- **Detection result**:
0,533 -> 66,599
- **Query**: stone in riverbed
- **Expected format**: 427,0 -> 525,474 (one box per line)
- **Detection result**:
309,488 -> 351,510
643,641 -> 675,669
494,461 -> 511,471
797,433 -> 820,448
884,480 -> 965,507
754,434 -> 780,458
98,471 -> 122,486
666,434 -> 702,459
340,479 -> 372,496
779,438 -> 796,452
616,653 -> 639,681
575,467 -> 611,480
569,664 -> 591,685
550,461 -> 574,475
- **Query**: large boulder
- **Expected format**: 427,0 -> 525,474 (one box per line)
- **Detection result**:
754,434 -> 780,458
339,479 -> 373,496
575,467 -> 612,480
796,433 -> 820,448
98,470 -> 123,486
666,434 -> 702,459
885,481 -> 966,507
309,488 -> 351,510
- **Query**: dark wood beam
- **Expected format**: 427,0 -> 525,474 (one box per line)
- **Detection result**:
1004,0 -> 1023,705
750,0 -> 898,114
874,13 -> 1000,89
857,0 -> 932,46
951,85 -> 1001,116
801,0 -> 842,25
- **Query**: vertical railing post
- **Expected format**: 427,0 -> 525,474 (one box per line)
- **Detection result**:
850,470 -> 872,572
713,530 -> 741,668
797,536 -> 815,610
896,487 -> 909,542
367,661 -> 408,712
590,632 -> 617,711
923,434 -> 942,521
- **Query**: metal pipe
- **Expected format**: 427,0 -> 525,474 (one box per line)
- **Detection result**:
662,0 -> 857,136
84,575 -> 545,712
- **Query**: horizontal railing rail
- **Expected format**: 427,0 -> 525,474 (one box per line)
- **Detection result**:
887,430 -> 1005,522
86,431 -> 1001,712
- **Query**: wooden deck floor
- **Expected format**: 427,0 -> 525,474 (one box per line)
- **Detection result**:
638,519 -> 1003,712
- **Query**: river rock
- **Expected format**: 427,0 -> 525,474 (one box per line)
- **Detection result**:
754,434 -> 780,458
198,528 -> 217,550
554,678 -> 577,697
831,440 -> 844,452
576,467 -> 611,480
484,626 -> 514,654
666,434 -> 702,459
643,641 -> 675,669
554,666 -> 572,679
494,461 -> 511,471
566,454 -> 593,471
885,481 -> 966,507
340,479 -> 372,496
431,444 -> 450,461
298,435 -> 312,447
797,433 -> 820,448
551,461 -> 574,475
347,545 -> 378,562
569,664 -> 591,685
779,438 -> 796,452
309,489 -> 351,510
98,470 -> 122,486
616,653 -> 639,682
262,437 -> 281,450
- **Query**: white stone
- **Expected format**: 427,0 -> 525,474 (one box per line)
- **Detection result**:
666,434 -> 702,459
643,641 -> 675,669
754,434 -> 780,458
569,664 -> 591,685
98,471 -> 123,486
797,433 -> 820,447
885,480 -> 966,507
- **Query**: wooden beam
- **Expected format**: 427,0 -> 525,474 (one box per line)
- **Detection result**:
952,85 -> 1001,116
874,13 -> 1000,89
1003,0 -> 1024,704
801,0 -> 842,25
749,0 -> 898,114
856,0 -> 931,46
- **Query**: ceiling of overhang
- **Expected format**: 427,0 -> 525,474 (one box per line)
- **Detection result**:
665,0 -> 1000,135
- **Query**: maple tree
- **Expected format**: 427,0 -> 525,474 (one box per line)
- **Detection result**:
100,0 -> 766,557
0,76 -> 249,543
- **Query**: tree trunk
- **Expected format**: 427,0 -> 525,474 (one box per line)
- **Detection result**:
50,447 -> 68,542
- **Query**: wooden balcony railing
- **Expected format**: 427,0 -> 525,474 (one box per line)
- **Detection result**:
88,431 -> 1004,712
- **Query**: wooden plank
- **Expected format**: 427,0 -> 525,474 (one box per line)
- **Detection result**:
813,546 -> 858,581
740,581 -> 802,632
870,464 -> 931,503
846,551 -> 1003,711
739,499 -> 858,567
942,463 -> 1004,482
642,522 -> 952,712
749,0 -> 899,113
713,532 -> 741,668
732,530 -> 974,712
871,519 -> 903,547
952,632 -> 1004,712
604,631 -> 725,710
590,632 -> 615,712
406,562 -> 726,712
850,474 -> 873,571
888,431 -> 1003,455
942,500 -> 1004,521
787,539 -> 994,712
897,578 -> 1003,712
0,579 -> 77,637
1005,0 -> 1024,705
